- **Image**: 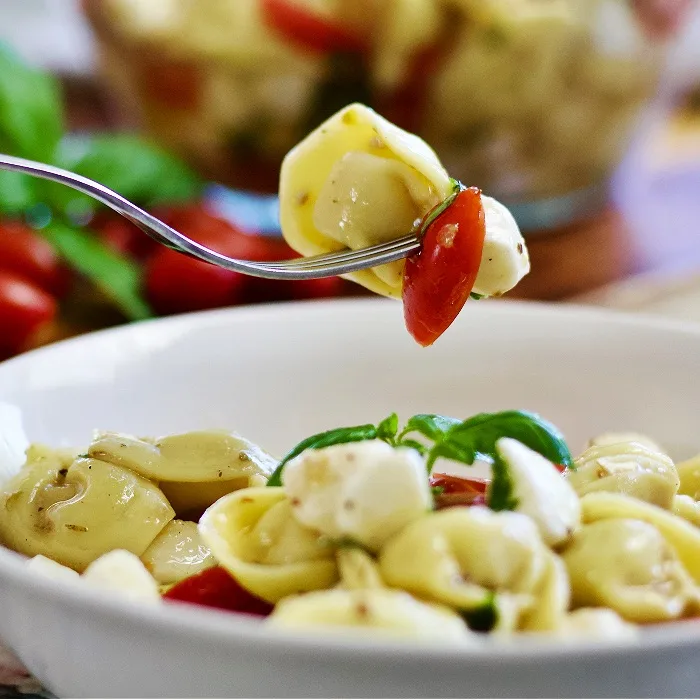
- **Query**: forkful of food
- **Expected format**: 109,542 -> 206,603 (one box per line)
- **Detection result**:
0,104 -> 529,346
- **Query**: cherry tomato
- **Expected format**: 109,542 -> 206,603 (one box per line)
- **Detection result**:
261,0 -> 367,54
0,220 -> 71,297
0,270 -> 57,360
163,566 -> 273,617
402,186 -> 486,347
430,473 -> 489,509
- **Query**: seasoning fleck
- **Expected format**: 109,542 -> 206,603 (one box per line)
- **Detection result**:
65,524 -> 88,532
297,192 -> 310,206
517,243 -> 524,254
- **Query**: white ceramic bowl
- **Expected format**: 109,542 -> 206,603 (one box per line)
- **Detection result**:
1,298 -> 699,698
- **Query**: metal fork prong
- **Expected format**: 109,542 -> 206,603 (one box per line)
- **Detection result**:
259,235 -> 421,271
0,153 -> 424,281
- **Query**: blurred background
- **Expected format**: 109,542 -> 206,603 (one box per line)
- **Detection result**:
0,0 -> 699,360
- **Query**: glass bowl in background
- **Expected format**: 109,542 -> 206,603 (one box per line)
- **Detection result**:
82,0 -> 681,232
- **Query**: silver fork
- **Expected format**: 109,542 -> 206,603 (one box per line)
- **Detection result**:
0,154 -> 422,280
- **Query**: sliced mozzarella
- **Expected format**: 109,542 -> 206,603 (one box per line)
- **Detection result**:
283,440 -> 431,551
495,438 -> 580,546
472,196 -> 529,297
82,549 -> 161,603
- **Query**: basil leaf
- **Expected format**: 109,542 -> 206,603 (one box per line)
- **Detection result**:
0,170 -> 38,215
448,411 -> 572,468
426,440 -> 475,471
487,453 -> 518,512
399,414 -> 462,442
39,221 -> 153,321
470,292 -> 484,300
462,593 -> 498,633
376,413 -> 399,443
267,424 -> 378,487
0,42 -> 63,163
397,438 -> 428,456
63,134 -> 203,209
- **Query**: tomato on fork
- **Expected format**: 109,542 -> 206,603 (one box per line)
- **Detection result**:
402,185 -> 486,347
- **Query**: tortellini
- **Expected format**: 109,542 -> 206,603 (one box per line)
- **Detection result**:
198,487 -> 338,603
519,552 -> 570,633
279,103 -> 528,299
268,588 -> 473,643
567,441 -> 679,509
379,506 -> 547,617
676,453 -> 700,501
141,520 -> 216,585
0,446 -> 174,571
671,495 -> 700,529
283,440 -> 431,551
562,519 -> 698,623
89,429 -> 276,516
579,492 -> 700,583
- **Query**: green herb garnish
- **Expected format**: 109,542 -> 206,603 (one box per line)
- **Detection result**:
462,593 -> 498,633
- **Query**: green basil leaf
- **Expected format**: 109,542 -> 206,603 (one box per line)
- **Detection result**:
0,170 -> 39,215
0,42 -> 63,163
448,411 -> 572,468
397,438 -> 428,456
461,592 -> 498,632
400,414 -> 462,442
376,413 -> 399,443
470,292 -> 484,300
39,221 -> 153,321
487,453 -> 518,512
267,424 -> 379,487
63,134 -> 203,209
426,440 -> 475,472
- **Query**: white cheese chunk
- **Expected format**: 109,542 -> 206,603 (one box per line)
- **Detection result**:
495,438 -> 581,546
283,440 -> 431,551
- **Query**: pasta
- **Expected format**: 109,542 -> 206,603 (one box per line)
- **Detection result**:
279,103 -> 529,300
5,408 -> 700,643
0,446 -> 174,571
141,520 -> 216,585
89,429 -> 276,516
378,506 -> 547,616
561,519 -> 699,623
198,487 -> 338,603
566,441 -> 679,509
676,453 -> 700,501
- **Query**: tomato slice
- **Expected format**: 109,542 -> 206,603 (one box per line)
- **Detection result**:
261,0 -> 367,54
402,186 -> 486,347
430,473 -> 489,509
163,566 -> 273,617
0,269 -> 57,360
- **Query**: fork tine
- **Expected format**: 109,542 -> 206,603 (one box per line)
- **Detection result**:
259,235 -> 421,271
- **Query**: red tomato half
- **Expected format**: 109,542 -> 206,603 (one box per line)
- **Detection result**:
0,221 -> 71,297
163,566 -> 273,617
430,473 -> 489,509
402,187 -> 486,347
261,0 -> 367,54
0,270 -> 57,360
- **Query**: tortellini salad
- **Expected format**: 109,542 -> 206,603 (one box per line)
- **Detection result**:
3,405 -> 700,646
279,103 -> 530,347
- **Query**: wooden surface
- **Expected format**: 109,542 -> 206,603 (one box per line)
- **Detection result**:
63,78 -> 700,303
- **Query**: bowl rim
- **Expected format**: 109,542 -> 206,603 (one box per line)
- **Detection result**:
2,297 -> 700,663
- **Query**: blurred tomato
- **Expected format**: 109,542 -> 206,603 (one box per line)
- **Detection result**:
0,220 -> 71,297
0,270 -> 57,360
91,211 -> 158,260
